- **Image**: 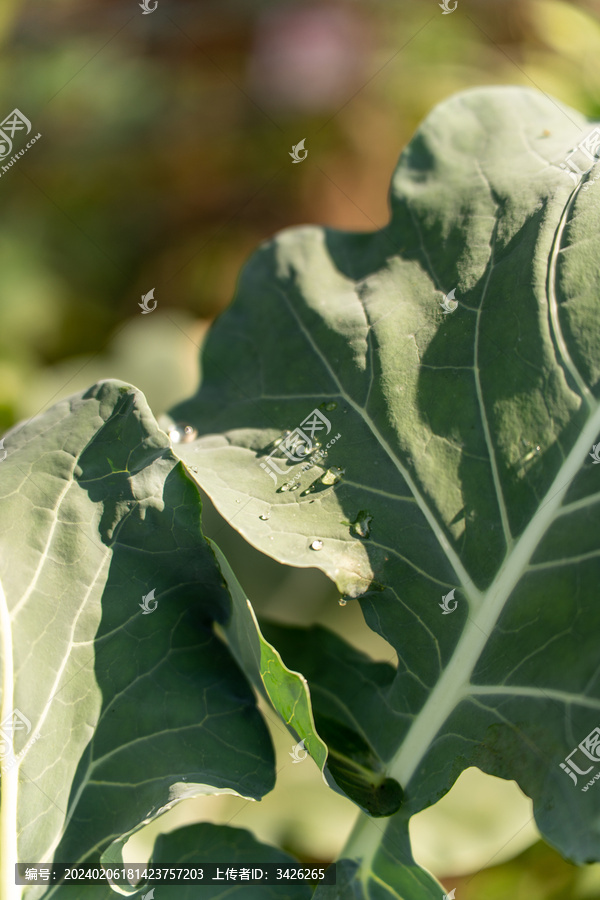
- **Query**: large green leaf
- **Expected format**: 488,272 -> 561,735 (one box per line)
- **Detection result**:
167,83 -> 600,883
0,380 -> 274,897
145,822 -> 313,899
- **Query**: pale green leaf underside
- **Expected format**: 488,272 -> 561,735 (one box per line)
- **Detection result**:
0,381 -> 274,898
168,85 -> 600,869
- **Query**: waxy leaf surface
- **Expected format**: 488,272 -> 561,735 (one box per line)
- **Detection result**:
169,85 -> 600,890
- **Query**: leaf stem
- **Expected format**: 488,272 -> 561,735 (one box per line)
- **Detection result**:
340,812 -> 390,889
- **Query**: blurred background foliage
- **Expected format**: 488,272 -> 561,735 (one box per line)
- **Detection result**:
3,0 -> 600,896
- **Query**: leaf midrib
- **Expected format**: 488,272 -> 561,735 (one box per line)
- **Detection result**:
274,257 -> 599,790
388,397 -> 600,787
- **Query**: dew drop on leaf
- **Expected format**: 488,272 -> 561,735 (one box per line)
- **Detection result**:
310,540 -> 323,551
338,598 -> 347,606
321,466 -> 345,485
168,423 -> 197,443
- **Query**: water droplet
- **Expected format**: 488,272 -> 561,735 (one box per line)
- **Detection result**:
338,598 -> 347,606
320,401 -> 337,411
236,499 -> 241,503
169,423 -> 197,444
321,466 -> 345,486
518,444 -> 542,468
288,482 -> 300,492
259,512 -> 271,520
350,510 -> 373,539
189,466 -> 199,474
310,540 -> 323,551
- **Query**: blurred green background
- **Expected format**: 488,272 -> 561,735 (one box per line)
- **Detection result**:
3,0 -> 600,896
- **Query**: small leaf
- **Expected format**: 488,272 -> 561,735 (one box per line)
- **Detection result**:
210,541 -> 328,775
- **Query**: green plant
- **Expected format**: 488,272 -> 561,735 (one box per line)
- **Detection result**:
1,84 -> 600,899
